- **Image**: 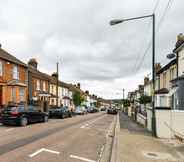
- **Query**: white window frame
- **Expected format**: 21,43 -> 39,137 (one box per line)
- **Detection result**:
36,80 -> 40,90
13,65 -> 19,80
19,87 -> 25,101
43,81 -> 46,91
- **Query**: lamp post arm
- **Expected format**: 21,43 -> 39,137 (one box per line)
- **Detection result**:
121,14 -> 153,22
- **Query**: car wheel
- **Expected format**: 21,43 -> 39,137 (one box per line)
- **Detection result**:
68,112 -> 71,117
60,114 -> 64,119
20,117 -> 28,126
43,116 -> 48,122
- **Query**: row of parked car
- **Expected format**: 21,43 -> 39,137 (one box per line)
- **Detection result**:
0,105 -> 102,126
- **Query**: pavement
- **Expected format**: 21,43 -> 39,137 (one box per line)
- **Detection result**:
118,112 -> 184,162
0,112 -> 116,162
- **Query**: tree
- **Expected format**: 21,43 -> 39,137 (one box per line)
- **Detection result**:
72,91 -> 84,106
122,99 -> 130,107
139,95 -> 152,105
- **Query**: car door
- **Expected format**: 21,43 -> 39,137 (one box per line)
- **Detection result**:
27,106 -> 40,122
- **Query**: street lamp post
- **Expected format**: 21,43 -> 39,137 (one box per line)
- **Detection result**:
56,62 -> 59,107
110,13 -> 156,137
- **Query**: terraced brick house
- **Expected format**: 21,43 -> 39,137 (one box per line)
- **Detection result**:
0,46 -> 27,109
28,59 -> 51,112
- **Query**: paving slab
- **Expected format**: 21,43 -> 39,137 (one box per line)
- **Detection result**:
118,112 -> 184,162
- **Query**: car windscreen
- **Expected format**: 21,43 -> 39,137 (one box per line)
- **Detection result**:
4,106 -> 25,112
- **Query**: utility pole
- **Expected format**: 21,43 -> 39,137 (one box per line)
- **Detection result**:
56,62 -> 59,107
151,13 -> 156,137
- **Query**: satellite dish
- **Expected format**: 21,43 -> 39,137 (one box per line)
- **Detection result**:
167,53 -> 176,59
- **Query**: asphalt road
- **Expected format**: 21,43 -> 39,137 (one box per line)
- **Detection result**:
0,112 -> 115,162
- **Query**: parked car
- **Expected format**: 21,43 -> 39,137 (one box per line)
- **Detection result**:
100,107 -> 106,111
49,106 -> 72,119
1,105 -> 49,126
87,107 -> 96,113
75,106 -> 87,115
107,108 -> 118,114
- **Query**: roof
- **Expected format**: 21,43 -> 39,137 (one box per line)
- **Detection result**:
28,66 -> 51,81
59,81 -> 70,88
173,40 -> 184,53
155,88 -> 169,94
157,59 -> 176,75
69,84 -> 85,94
0,48 -> 27,67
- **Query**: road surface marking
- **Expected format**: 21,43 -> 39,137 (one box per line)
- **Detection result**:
5,128 -> 15,132
70,155 -> 96,162
80,123 -> 89,128
29,148 -> 60,157
80,115 -> 106,129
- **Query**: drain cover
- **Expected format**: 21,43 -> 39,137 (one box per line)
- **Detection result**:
147,152 -> 158,157
142,151 -> 176,161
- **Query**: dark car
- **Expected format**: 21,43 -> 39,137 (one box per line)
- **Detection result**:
1,105 -> 49,126
107,108 -> 118,114
49,106 -> 72,119
87,107 -> 96,113
87,107 -> 98,113
100,107 -> 106,111
75,106 -> 87,115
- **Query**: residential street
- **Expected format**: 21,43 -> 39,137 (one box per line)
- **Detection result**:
0,112 -> 115,162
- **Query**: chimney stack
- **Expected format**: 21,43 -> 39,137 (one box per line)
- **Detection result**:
77,83 -> 80,89
155,63 -> 161,73
175,33 -> 184,49
51,72 -> 58,79
177,33 -> 184,41
144,77 -> 149,85
28,58 -> 38,69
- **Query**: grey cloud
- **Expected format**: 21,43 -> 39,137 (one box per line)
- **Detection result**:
0,0 -> 184,98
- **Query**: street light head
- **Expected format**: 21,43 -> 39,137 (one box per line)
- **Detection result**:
167,53 -> 176,59
109,19 -> 124,26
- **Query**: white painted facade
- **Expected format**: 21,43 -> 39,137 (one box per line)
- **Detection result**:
156,109 -> 184,138
178,46 -> 184,76
144,82 -> 152,97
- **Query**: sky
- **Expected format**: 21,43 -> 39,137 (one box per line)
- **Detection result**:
0,0 -> 183,99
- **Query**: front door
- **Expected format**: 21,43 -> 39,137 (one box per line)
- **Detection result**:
0,86 -> 2,108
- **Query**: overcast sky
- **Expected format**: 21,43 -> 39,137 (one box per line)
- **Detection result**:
0,0 -> 183,99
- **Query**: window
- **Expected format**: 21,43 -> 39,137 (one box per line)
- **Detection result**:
36,80 -> 40,90
0,61 -> 3,76
170,68 -> 175,80
163,72 -> 167,88
19,88 -> 25,101
11,87 -> 16,102
43,81 -> 46,91
13,65 -> 19,80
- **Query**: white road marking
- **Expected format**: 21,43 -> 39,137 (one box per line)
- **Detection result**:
5,128 -> 15,132
80,115 -> 106,129
80,123 -> 89,129
29,148 -> 60,157
70,155 -> 96,162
